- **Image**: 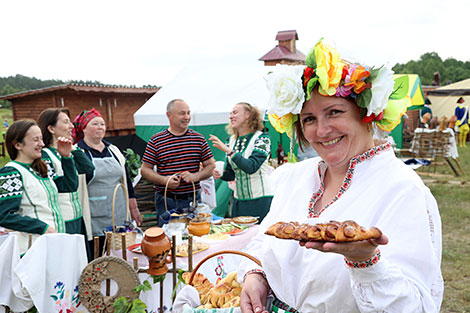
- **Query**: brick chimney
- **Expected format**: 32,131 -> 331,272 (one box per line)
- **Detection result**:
276,30 -> 298,53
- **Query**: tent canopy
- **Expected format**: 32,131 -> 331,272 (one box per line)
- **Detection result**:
391,74 -> 425,110
134,61 -> 286,160
428,78 -> 470,118
389,74 -> 425,149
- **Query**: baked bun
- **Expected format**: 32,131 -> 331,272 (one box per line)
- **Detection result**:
265,220 -> 382,242
205,282 -> 233,308
185,271 -> 242,308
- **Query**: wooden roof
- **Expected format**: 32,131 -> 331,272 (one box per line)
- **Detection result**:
275,30 -> 298,41
259,45 -> 305,62
0,83 -> 160,100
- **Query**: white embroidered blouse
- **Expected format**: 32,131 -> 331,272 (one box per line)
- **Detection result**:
241,143 -> 443,313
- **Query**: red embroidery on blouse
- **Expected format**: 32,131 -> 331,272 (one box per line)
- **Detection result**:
308,143 -> 391,218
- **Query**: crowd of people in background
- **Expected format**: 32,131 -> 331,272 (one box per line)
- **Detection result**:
0,93 -> 466,259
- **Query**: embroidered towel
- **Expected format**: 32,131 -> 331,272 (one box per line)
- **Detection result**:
13,234 -> 88,313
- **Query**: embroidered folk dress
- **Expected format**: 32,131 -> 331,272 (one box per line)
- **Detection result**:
221,131 -> 274,221
0,158 -> 78,254
42,147 -> 95,235
241,143 -> 443,313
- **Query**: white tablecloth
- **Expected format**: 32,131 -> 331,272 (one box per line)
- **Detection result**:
111,225 -> 260,312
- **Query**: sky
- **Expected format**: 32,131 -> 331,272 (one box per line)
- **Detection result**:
1,0 -> 469,87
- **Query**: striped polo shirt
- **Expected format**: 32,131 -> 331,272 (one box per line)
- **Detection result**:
142,129 -> 213,194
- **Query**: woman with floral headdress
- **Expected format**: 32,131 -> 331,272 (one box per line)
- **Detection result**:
239,39 -> 443,312
73,108 -> 142,256
209,102 -> 274,222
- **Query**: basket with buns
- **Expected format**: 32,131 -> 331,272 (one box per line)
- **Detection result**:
173,250 -> 261,313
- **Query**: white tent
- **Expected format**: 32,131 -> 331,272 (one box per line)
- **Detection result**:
134,61 -> 277,160
427,78 -> 470,118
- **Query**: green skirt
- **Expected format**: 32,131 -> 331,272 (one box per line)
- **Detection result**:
231,196 -> 273,222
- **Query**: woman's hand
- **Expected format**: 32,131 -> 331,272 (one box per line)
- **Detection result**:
45,225 -> 57,234
299,234 -> 389,262
57,136 -> 73,157
129,198 -> 142,226
209,134 -> 231,154
240,273 -> 270,313
213,169 -> 222,180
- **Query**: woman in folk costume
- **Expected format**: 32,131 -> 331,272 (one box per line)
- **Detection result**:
454,97 -> 469,147
0,119 -> 78,254
37,108 -> 95,260
72,108 -> 142,256
210,102 -> 273,222
239,39 -> 443,312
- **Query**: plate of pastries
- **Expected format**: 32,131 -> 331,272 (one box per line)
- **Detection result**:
182,271 -> 241,309
265,220 -> 382,242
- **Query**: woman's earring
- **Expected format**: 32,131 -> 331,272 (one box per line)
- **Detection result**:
367,124 -> 372,133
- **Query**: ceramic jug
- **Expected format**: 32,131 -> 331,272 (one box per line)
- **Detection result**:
187,220 -> 211,237
140,227 -> 172,276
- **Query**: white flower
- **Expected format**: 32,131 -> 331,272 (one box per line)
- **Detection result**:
368,66 -> 395,116
266,64 -> 305,116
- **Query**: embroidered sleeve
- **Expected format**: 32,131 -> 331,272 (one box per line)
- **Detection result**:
42,150 -> 57,179
0,167 -> 48,234
231,151 -> 268,174
253,134 -> 271,157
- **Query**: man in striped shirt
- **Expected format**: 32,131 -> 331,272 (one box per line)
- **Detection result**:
141,99 -> 215,226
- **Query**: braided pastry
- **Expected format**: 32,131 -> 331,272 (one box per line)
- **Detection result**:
265,220 -> 382,242
205,282 -> 233,308
185,271 -> 242,308
182,272 -> 214,299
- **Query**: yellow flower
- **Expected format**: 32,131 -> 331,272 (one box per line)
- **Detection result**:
376,98 -> 407,132
314,41 -> 345,96
268,113 -> 297,138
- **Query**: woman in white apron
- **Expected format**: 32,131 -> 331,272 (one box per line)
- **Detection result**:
0,120 -> 78,254
72,108 -> 142,256
37,108 -> 95,260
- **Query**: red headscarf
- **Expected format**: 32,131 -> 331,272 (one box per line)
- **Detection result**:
72,108 -> 103,144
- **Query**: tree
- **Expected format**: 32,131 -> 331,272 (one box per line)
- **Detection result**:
393,52 -> 470,86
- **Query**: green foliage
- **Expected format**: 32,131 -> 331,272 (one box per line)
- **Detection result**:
392,52 -> 470,85
133,279 -> 153,293
114,274 -> 165,313
171,269 -> 187,300
124,148 -> 142,182
114,296 -> 148,313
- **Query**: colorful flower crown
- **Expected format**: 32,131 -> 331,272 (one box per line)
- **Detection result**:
266,38 -> 407,138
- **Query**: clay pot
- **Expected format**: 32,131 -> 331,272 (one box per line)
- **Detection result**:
187,220 -> 211,237
140,227 -> 172,276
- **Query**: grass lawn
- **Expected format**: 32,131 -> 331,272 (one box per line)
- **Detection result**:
0,105 -> 469,311
0,108 -> 13,166
428,146 -> 470,312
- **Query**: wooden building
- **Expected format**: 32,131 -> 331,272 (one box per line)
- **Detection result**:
0,84 -> 160,136
259,30 -> 306,66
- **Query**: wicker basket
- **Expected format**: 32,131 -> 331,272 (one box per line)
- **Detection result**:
175,250 -> 262,313
104,183 -> 137,250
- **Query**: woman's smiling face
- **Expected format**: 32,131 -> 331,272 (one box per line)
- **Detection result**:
229,103 -> 250,131
15,125 -> 44,163
300,90 -> 374,170
50,112 -> 73,140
